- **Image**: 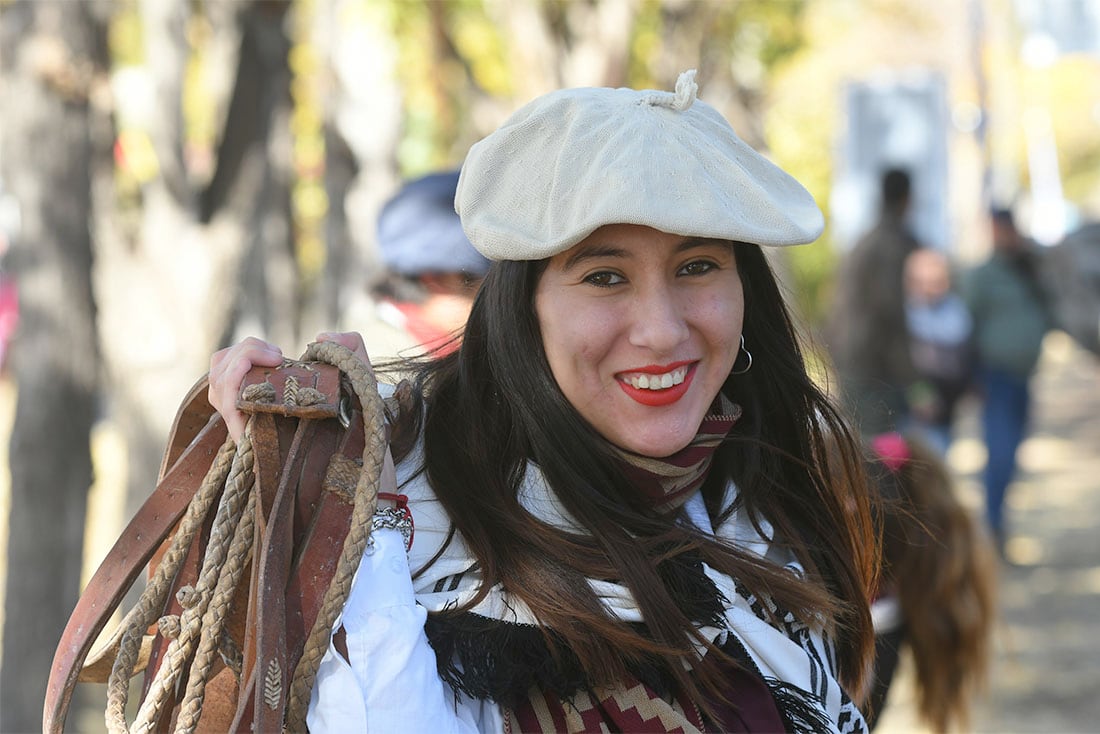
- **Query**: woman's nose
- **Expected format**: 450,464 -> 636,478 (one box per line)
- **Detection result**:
627,285 -> 690,352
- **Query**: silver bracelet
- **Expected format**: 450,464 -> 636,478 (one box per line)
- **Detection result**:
366,506 -> 413,554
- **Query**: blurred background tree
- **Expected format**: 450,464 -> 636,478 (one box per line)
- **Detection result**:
1,0 -> 1098,731
0,2 -> 108,728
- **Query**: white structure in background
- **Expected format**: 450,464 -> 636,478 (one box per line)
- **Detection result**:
1015,0 -> 1100,56
830,70 -> 951,253
1014,0 -> 1100,244
1022,106 -> 1067,246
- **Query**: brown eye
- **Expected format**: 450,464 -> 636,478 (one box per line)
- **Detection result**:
584,271 -> 624,287
679,260 -> 716,276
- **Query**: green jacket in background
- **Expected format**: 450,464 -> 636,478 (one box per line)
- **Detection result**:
963,250 -> 1052,377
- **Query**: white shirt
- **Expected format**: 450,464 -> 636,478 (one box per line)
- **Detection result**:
306,527 -> 503,733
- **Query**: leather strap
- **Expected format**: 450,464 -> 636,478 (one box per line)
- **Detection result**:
43,382 -> 227,734
247,418 -> 315,732
159,374 -> 219,480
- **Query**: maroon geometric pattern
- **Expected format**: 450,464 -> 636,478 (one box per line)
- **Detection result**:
505,678 -> 705,733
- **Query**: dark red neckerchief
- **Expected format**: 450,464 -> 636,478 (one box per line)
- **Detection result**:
612,396 -> 742,512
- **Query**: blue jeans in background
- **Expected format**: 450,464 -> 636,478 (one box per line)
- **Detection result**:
979,367 -> 1032,539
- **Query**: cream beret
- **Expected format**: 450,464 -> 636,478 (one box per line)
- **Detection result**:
455,70 -> 824,261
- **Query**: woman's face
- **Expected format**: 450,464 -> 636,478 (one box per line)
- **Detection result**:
535,224 -> 744,458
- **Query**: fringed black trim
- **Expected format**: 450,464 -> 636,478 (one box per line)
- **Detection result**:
655,547 -> 729,631
425,612 -> 587,708
765,678 -> 835,734
424,550 -> 728,708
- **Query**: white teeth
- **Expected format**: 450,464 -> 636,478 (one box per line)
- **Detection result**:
625,366 -> 687,390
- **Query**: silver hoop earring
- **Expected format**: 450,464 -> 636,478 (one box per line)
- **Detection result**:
731,334 -> 752,375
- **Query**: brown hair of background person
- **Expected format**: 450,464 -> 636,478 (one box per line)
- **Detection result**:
864,432 -> 997,732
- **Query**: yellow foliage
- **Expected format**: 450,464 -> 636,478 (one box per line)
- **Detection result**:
451,10 -> 511,96
108,2 -> 144,67
295,231 -> 327,283
115,128 -> 159,184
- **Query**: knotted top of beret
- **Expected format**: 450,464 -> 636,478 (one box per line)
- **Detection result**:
455,70 -> 824,261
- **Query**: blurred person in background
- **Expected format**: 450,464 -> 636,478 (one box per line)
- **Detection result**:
963,207 -> 1054,556
902,248 -> 976,455
1039,221 -> 1100,359
827,168 -> 922,438
356,169 -> 490,358
0,226 -> 16,375
864,432 -> 997,733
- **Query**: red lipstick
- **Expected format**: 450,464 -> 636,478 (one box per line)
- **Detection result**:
625,360 -> 693,374
616,363 -> 696,407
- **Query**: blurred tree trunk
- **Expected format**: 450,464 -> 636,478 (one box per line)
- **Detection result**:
319,0 -> 402,332
0,1 -> 109,730
95,0 -> 293,523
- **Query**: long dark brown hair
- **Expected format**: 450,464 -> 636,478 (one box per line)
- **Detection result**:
391,242 -> 878,707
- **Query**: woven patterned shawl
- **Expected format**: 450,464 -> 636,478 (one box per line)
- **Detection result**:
395,400 -> 867,734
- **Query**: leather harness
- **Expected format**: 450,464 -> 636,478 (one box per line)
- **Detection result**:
44,342 -> 386,733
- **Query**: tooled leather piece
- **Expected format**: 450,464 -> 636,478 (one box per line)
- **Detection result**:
231,411 -> 295,733
237,363 -> 342,421
288,407 -> 365,651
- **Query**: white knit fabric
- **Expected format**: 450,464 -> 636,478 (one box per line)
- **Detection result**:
455,70 -> 824,261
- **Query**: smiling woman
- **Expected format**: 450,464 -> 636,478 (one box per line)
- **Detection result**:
206,70 -> 878,733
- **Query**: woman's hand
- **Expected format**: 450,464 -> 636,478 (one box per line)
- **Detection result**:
208,332 -> 373,442
208,337 -> 285,442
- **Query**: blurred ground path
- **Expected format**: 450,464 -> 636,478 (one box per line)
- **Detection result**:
876,331 -> 1100,733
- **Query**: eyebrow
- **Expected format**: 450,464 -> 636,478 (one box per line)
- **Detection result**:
561,236 -> 721,272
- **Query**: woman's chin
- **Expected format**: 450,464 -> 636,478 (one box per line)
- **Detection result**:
615,432 -> 694,459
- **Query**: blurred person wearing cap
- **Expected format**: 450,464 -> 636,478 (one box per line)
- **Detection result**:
357,170 -> 490,358
208,71 -> 876,733
962,206 -> 1054,557
826,168 -> 922,438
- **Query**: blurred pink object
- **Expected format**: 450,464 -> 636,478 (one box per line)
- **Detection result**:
0,274 -> 18,368
872,432 -> 910,474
